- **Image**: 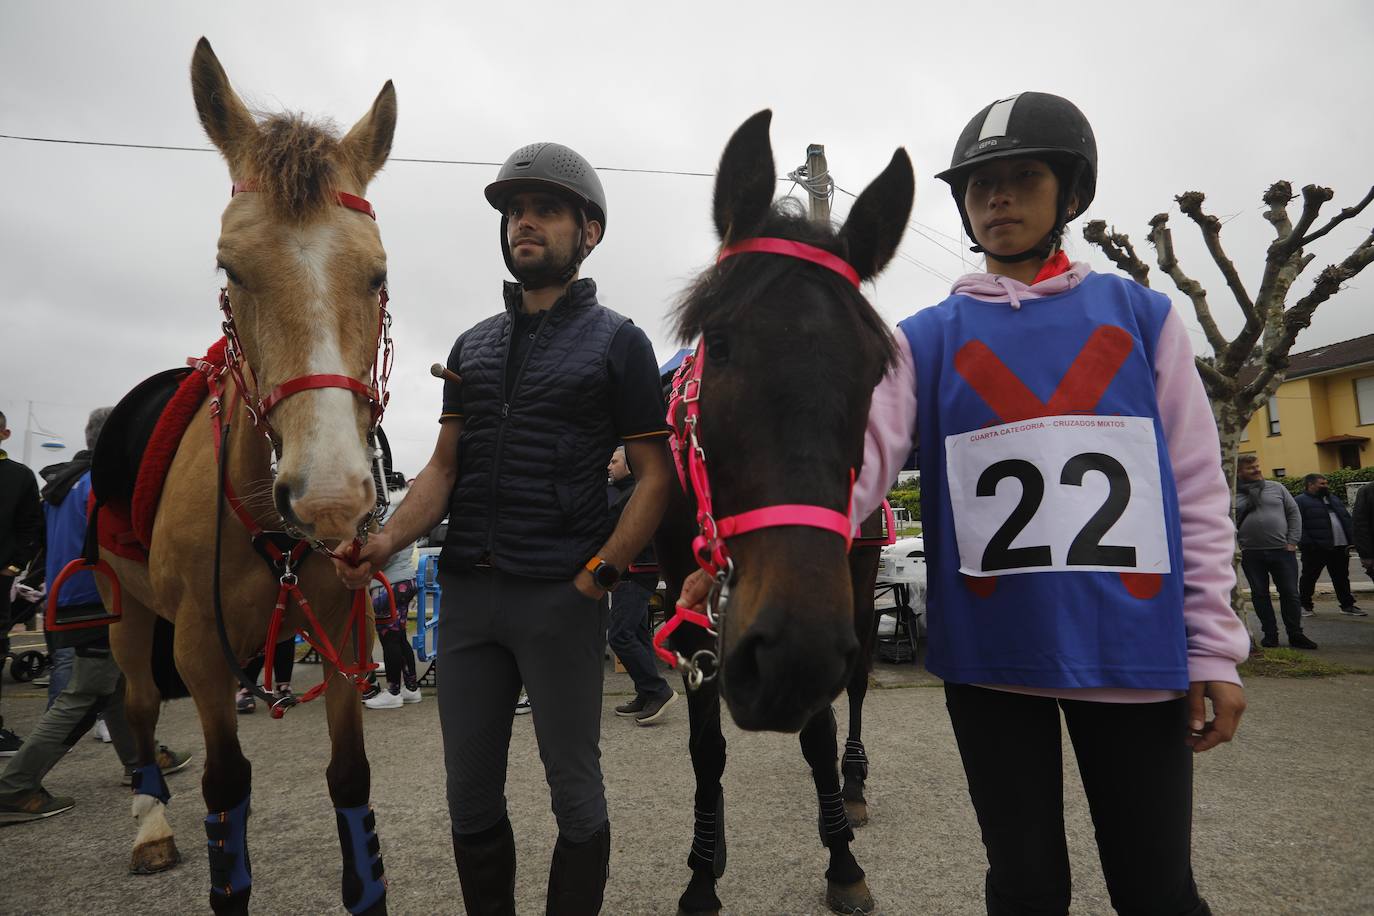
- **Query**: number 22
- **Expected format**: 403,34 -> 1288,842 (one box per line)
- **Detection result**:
976,452 -> 1136,572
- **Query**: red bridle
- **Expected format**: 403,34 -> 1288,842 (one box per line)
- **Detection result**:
221,181 -> 393,438
653,237 -> 861,674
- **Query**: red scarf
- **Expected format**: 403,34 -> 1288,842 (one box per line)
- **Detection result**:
1031,250 -> 1071,285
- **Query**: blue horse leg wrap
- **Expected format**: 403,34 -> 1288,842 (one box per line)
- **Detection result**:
205,794 -> 252,898
336,804 -> 386,914
130,763 -> 171,804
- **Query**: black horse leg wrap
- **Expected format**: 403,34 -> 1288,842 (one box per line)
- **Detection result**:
841,738 -> 869,781
817,789 -> 854,847
686,793 -> 727,879
205,794 -> 251,898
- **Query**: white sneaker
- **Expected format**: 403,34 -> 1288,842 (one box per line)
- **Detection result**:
514,691 -> 532,716
399,684 -> 423,704
92,718 -> 112,743
363,690 -> 403,710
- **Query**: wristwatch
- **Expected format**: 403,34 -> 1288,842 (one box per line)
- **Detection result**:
584,556 -> 621,591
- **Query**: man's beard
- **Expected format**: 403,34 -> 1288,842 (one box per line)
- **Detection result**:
512,243 -> 576,290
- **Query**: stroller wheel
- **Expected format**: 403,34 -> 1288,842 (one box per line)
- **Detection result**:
10,650 -> 49,683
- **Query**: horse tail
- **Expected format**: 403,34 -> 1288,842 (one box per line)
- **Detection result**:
150,616 -> 191,699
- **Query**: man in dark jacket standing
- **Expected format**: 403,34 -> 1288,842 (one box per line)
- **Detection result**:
335,142 -> 672,914
0,409 -> 43,756
1295,473 -> 1364,617
606,446 -> 676,725
1235,455 -> 1315,648
1353,483 -> 1374,584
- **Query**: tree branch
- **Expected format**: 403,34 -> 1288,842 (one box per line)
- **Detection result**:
1300,184 -> 1374,247
1194,355 -> 1230,395
1148,212 -> 1228,356
1082,220 -> 1151,286
1222,182 -> 1299,378
1268,234 -> 1374,360
1176,191 -> 1256,323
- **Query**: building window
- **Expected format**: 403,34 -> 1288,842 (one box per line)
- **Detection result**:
1357,376 -> 1374,426
1267,396 -> 1281,436
1272,467 -> 1286,478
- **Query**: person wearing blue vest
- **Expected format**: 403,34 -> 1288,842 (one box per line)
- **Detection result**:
334,142 -> 673,914
858,93 -> 1249,915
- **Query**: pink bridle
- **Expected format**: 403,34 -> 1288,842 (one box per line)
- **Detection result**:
653,237 -> 861,676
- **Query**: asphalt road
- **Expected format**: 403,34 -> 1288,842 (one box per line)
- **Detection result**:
1,598 -> 1371,915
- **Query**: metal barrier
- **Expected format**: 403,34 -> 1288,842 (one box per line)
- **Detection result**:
414,554 -> 441,663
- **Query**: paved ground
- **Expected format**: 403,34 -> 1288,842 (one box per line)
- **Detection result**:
2,595 -> 1371,915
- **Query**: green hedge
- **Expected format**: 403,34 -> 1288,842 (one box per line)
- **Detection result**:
887,478 -> 921,520
1275,465 -> 1374,496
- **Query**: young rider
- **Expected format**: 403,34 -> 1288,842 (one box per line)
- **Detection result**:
685,92 -> 1249,915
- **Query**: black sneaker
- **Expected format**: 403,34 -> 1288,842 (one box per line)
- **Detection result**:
0,727 -> 22,757
235,688 -> 256,714
1290,634 -> 1319,650
1339,605 -> 1368,617
272,685 -> 299,709
514,691 -> 532,716
635,690 -> 678,726
1260,634 -> 1279,648
614,694 -> 647,718
0,788 -> 75,825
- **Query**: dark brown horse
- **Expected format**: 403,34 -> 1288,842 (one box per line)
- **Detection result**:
657,110 -> 912,915
102,39 -> 396,915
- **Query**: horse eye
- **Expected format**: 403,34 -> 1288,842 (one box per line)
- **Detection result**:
218,263 -> 241,286
369,273 -> 387,292
705,331 -> 730,363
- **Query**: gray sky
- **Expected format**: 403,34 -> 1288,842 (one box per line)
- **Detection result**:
2,0 -> 1372,478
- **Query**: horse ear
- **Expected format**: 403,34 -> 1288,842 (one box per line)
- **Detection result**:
713,110 -> 776,245
190,37 -> 258,170
837,149 -> 915,281
339,81 -> 397,191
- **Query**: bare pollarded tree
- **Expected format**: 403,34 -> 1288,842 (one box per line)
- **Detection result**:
1084,181 -> 1374,489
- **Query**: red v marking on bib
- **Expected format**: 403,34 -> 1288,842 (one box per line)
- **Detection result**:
953,325 -> 1135,423
952,324 -> 1160,600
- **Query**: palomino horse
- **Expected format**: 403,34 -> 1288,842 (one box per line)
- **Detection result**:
101,39 -> 396,915
656,111 -> 912,915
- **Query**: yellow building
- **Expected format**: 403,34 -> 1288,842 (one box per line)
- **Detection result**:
1240,333 -> 1374,477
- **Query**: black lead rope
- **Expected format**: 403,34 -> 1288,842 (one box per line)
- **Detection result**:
212,417 -> 279,707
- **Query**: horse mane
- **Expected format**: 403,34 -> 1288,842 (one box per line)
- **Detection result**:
244,112 -> 342,222
673,198 -> 897,373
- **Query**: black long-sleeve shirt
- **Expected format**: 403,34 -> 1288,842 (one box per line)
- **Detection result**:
0,453 -> 43,573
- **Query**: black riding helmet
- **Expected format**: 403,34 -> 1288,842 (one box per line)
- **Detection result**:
484,142 -> 607,286
936,92 -> 1097,263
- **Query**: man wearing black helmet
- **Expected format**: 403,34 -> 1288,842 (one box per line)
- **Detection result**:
335,142 -> 672,914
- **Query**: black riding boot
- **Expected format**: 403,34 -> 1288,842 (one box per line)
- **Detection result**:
545,820 -> 611,916
451,816 -> 517,916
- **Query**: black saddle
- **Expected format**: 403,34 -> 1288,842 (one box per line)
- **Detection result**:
91,367 -> 193,509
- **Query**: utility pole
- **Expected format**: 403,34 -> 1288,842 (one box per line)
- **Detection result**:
803,143 -> 831,226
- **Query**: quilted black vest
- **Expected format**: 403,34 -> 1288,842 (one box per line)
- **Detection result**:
440,278 -> 629,578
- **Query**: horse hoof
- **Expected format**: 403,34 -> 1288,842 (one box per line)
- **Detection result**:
826,878 -> 876,915
129,836 -> 181,874
844,798 -> 869,828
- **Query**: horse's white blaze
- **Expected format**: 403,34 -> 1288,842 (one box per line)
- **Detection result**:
279,223 -> 373,530
131,794 -> 174,846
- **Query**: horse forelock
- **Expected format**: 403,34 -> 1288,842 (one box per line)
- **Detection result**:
244,113 -> 343,222
673,200 -> 896,374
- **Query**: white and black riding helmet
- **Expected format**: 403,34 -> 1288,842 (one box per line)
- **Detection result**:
936,92 -> 1097,262
484,142 -> 607,286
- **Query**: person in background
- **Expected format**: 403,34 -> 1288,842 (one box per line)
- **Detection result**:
235,639 -> 298,713
1352,482 -> 1374,587
1295,473 -> 1364,617
1235,455 -> 1316,648
0,408 -> 43,756
363,471 -> 422,710
0,408 -> 191,824
606,446 -> 676,725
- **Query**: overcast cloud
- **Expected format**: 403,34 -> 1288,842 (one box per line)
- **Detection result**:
2,0 -> 1371,478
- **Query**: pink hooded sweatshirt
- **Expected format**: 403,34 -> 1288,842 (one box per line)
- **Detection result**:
852,262 -> 1250,702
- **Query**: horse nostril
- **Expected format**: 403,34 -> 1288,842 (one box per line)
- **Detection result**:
273,481 -> 294,521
